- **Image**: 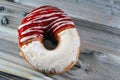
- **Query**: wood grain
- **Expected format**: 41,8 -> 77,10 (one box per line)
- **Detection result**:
0,1 -> 120,80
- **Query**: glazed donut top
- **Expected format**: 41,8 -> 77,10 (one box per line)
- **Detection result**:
18,6 -> 74,47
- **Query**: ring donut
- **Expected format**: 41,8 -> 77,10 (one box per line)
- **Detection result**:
18,6 -> 80,75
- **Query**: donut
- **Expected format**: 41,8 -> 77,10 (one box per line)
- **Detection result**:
18,6 -> 80,75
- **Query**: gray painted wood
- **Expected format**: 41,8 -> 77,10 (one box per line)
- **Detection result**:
12,0 -> 120,29
0,0 -> 120,80
0,71 -> 28,80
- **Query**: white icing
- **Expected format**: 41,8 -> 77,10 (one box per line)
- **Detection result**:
48,17 -> 71,26
34,12 -> 64,19
25,7 -> 50,18
21,26 -> 43,35
22,29 -> 43,35
23,26 -> 43,30
18,21 -> 32,29
26,7 -> 60,18
46,21 -> 74,33
53,22 -> 74,32
20,34 -> 43,42
51,21 -> 73,29
18,16 -> 58,31
33,17 -> 58,23
21,28 -> 80,73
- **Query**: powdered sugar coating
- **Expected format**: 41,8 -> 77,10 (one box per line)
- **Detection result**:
21,28 -> 80,73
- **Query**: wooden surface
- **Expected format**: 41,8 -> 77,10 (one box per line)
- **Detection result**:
0,0 -> 120,80
12,0 -> 120,29
0,71 -> 28,80
0,38 -> 120,80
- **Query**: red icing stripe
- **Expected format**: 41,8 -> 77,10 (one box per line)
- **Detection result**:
18,6 -> 74,47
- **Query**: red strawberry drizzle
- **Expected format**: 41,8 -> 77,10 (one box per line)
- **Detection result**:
18,6 -> 74,47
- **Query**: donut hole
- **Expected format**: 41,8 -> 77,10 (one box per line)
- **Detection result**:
44,35 -> 58,50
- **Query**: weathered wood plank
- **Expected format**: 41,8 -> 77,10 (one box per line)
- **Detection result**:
0,1 -> 120,80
